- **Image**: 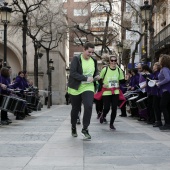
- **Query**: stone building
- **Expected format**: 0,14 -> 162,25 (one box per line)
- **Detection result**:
0,1 -> 69,105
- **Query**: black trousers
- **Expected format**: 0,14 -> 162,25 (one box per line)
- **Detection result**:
160,91 -> 170,125
147,95 -> 155,122
70,91 -> 94,129
95,99 -> 103,115
152,95 -> 161,122
102,94 -> 119,125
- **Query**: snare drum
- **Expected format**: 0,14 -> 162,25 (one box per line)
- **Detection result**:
1,96 -> 19,113
0,94 -> 7,108
128,96 -> 139,108
15,98 -> 27,113
26,95 -> 36,105
136,97 -> 148,110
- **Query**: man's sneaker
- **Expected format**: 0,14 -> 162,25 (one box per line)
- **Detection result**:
110,125 -> 116,130
81,129 -> 91,140
71,127 -> 78,137
77,118 -> 81,125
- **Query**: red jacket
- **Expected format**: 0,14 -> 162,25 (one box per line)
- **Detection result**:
94,87 -> 126,108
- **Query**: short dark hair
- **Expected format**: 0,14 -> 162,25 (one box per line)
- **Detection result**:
83,42 -> 95,50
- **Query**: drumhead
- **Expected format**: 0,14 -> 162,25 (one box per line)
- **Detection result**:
137,97 -> 148,102
148,80 -> 156,87
128,96 -> 138,100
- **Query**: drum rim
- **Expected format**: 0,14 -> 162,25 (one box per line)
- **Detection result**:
128,96 -> 138,100
148,80 -> 156,87
137,97 -> 148,102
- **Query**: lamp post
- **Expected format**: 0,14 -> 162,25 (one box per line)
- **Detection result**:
34,41 -> 43,87
47,59 -> 54,108
0,2 -> 12,67
66,67 -> 70,80
140,0 -> 151,63
116,42 -> 123,65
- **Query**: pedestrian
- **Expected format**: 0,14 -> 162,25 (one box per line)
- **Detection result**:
99,55 -> 125,130
65,92 -> 70,105
68,42 -> 100,140
156,54 -> 170,130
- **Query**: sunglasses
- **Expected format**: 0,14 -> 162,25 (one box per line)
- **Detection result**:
110,59 -> 117,62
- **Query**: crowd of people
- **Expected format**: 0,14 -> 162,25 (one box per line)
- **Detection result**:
67,42 -> 170,140
94,54 -> 170,131
0,63 -> 39,125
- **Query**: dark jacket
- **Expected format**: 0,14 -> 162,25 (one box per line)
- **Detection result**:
10,76 -> 28,90
0,75 -> 10,95
68,55 -> 99,90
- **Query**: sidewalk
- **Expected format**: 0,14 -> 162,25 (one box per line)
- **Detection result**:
1,105 -> 170,170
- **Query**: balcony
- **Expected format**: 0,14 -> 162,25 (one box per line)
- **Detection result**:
153,24 -> 170,50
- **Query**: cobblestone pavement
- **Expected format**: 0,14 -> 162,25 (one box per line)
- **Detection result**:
1,105 -> 170,170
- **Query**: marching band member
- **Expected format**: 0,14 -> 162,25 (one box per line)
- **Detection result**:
150,62 -> 162,127
156,54 -> 170,130
0,67 -> 12,125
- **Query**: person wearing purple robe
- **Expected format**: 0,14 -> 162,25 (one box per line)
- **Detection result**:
150,62 -> 162,127
156,54 -> 170,130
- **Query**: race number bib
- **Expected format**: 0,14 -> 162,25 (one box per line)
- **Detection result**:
107,75 -> 119,88
108,80 -> 119,88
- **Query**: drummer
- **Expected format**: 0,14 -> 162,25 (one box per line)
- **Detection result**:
156,54 -> 170,130
0,67 -> 12,125
10,71 -> 29,119
141,65 -> 154,124
150,62 -> 162,127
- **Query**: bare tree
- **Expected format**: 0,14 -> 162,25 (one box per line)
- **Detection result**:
27,2 -> 68,108
10,0 -> 46,71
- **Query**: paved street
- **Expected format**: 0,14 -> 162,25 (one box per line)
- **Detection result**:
1,105 -> 170,170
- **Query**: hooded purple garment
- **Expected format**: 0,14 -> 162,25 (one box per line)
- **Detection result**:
157,67 -> 170,94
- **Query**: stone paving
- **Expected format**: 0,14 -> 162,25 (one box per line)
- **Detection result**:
1,105 -> 170,170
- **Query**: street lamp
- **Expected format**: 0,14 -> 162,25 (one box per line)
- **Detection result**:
140,0 -> 151,63
116,42 -> 123,64
0,2 -> 12,67
47,59 -> 54,108
66,66 -> 70,80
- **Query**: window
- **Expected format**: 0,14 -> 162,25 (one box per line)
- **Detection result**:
74,9 -> 88,16
74,37 -> 87,45
91,2 -> 111,13
91,17 -> 107,27
74,52 -> 81,57
79,23 -> 88,29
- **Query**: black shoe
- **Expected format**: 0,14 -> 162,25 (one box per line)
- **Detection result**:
81,129 -> 91,140
99,114 -> 104,124
71,127 -> 78,137
77,118 -> 81,125
110,125 -> 116,130
16,116 -> 24,120
6,118 -> 12,124
1,120 -> 9,125
159,125 -> 170,130
153,122 -> 162,127
97,112 -> 102,119
26,113 -> 31,116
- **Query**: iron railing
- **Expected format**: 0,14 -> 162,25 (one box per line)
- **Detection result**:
153,24 -> 170,50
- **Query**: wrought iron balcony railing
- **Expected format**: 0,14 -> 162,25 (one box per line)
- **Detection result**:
153,24 -> 170,50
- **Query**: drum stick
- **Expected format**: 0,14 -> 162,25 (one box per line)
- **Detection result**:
146,77 -> 155,82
